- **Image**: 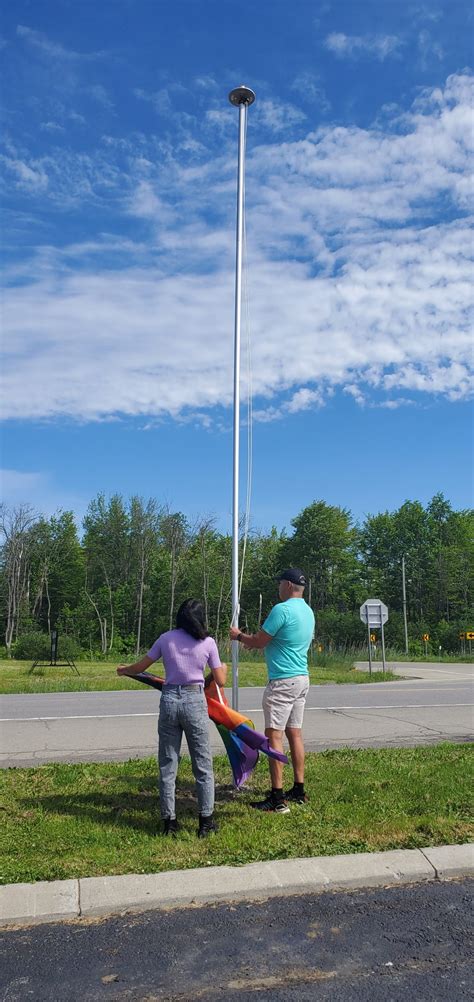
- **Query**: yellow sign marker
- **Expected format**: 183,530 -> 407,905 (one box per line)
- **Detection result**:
466,631 -> 474,640
422,633 -> 429,641
370,634 -> 376,642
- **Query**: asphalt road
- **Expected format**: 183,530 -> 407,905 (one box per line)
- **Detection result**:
0,879 -> 472,1001
1,663 -> 472,766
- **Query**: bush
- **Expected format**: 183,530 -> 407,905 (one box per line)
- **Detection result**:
408,639 -> 424,657
11,631 -> 82,661
57,635 -> 82,660
12,632 -> 50,660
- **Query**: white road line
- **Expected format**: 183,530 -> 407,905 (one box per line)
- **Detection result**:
386,670 -> 473,678
1,685 -> 470,708
2,702 -> 473,722
249,703 -> 473,712
0,713 -> 158,722
303,702 -> 474,712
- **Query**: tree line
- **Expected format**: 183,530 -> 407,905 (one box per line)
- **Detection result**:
0,493 -> 472,659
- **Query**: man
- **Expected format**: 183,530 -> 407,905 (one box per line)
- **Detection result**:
230,568 -> 315,814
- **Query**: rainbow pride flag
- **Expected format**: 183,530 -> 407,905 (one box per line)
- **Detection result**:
135,672 -> 287,788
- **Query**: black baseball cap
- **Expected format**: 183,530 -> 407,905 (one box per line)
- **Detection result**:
277,568 -> 307,586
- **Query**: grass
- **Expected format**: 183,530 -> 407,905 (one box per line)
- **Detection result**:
0,658 -> 397,694
0,744 -> 472,885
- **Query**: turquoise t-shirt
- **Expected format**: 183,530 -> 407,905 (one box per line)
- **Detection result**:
262,598 -> 315,680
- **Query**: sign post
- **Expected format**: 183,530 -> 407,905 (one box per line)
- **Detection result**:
466,631 -> 474,657
360,600 -> 389,674
30,630 -> 78,675
422,633 -> 429,657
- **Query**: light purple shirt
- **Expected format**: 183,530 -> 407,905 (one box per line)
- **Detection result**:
147,629 -> 222,685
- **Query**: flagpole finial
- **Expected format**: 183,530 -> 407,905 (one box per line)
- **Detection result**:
229,85 -> 256,107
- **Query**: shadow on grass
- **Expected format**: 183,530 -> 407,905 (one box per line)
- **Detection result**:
19,775 -> 242,834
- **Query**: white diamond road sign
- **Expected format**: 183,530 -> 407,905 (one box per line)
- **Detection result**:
360,599 -> 388,628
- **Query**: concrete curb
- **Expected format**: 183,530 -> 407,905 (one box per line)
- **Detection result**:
1,843 -> 472,928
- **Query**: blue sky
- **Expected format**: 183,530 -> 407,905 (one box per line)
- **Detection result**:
1,0 -> 473,534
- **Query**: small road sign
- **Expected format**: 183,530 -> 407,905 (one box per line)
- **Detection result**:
360,600 -> 388,628
459,632 -> 465,640
422,634 -> 430,641
360,600 -> 388,674
466,631 -> 474,640
370,634 -> 376,643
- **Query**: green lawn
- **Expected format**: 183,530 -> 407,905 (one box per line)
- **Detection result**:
0,658 -> 397,694
0,744 -> 472,885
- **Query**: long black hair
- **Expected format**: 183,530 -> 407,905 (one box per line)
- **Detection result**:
176,598 -> 208,640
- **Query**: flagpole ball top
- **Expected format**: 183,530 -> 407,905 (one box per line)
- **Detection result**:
229,85 -> 256,107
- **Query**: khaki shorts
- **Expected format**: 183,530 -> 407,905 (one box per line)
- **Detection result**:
262,675 -> 310,731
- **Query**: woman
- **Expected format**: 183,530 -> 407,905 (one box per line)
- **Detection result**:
117,599 -> 226,837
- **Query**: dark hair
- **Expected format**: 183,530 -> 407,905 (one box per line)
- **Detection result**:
176,599 -> 208,640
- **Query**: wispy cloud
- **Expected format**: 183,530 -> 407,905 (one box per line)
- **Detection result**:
325,32 -> 403,60
1,469 -> 44,495
1,155 -> 48,190
291,72 -> 331,114
16,24 -> 105,62
86,84 -> 114,110
40,121 -> 65,133
255,99 -> 307,133
417,29 -> 444,66
0,469 -> 86,522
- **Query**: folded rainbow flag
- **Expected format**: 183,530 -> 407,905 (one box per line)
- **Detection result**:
135,672 -> 288,788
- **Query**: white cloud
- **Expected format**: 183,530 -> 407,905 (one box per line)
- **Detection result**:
417,29 -> 444,66
86,84 -> 114,110
16,24 -> 105,62
1,156 -> 48,190
127,180 -> 175,222
1,469 -> 44,496
194,75 -> 218,90
287,388 -> 325,413
1,73 -> 473,422
134,87 -> 172,115
255,99 -> 307,133
40,121 -> 65,133
378,397 -> 416,409
325,32 -> 403,60
291,72 -> 331,114
0,469 -> 86,522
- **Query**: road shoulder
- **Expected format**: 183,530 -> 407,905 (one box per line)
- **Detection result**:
1,843 -> 472,928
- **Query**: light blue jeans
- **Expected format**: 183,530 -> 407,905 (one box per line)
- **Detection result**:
158,685 -> 214,819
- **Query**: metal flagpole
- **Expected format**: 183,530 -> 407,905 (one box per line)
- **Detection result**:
229,85 -> 255,710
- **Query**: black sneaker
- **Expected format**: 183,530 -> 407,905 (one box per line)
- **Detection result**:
197,814 -> 218,838
284,786 -> 308,805
162,817 -> 179,836
250,794 -> 290,814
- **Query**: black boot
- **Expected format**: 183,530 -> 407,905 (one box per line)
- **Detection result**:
197,813 -> 218,838
162,817 -> 179,836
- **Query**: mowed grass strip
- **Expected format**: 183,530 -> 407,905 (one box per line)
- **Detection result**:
0,744 -> 472,885
0,658 -> 396,694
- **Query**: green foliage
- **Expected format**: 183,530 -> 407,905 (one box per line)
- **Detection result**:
11,631 -> 82,661
1,493 -> 473,657
12,632 -> 51,660
284,500 -> 360,611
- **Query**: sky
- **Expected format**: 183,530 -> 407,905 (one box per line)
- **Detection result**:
1,0 -> 473,536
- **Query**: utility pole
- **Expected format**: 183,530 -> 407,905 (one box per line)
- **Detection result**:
229,85 -> 255,709
402,556 -> 409,655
